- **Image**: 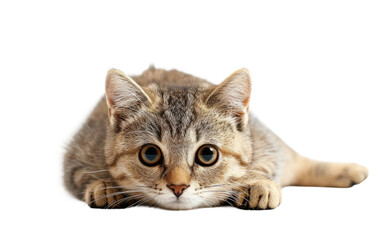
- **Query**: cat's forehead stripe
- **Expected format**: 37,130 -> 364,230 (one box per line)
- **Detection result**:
159,89 -> 197,138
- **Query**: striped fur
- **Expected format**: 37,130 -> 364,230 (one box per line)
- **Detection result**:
63,67 -> 368,210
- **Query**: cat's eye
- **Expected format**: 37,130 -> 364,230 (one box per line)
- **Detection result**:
139,144 -> 163,166
195,145 -> 219,166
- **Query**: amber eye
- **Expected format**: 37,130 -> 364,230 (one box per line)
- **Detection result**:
139,144 -> 163,166
195,145 -> 219,166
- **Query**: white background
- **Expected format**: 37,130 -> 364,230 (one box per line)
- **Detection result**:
0,1 -> 381,239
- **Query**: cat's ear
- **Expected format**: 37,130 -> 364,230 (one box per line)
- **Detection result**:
205,68 -> 251,129
105,69 -> 152,129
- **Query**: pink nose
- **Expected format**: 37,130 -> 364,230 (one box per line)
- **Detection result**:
167,184 -> 189,197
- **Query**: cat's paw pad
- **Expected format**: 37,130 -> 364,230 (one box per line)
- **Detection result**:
337,163 -> 368,187
234,180 -> 281,210
84,180 -> 126,208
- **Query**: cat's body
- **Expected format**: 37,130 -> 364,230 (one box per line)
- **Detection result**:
64,67 -> 368,210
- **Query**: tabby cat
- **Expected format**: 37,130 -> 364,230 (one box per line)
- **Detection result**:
64,67 -> 368,210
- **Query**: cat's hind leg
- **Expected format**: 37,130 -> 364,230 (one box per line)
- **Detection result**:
283,156 -> 368,188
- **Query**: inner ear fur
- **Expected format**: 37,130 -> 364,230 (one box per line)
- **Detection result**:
205,68 -> 252,129
105,69 -> 152,129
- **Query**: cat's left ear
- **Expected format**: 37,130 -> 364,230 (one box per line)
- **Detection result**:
205,68 -> 251,128
105,69 -> 152,130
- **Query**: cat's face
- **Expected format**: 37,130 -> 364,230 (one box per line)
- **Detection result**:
104,69 -> 252,209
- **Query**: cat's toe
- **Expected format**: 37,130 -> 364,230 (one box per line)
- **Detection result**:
234,180 -> 281,210
84,180 -> 126,208
250,183 -> 281,209
337,163 -> 368,187
234,186 -> 250,209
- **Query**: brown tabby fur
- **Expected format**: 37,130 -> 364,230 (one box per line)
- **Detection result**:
64,66 -> 368,210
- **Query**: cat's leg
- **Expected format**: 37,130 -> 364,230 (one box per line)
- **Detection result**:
84,179 -> 128,208
233,176 -> 282,210
282,155 -> 368,187
64,162 -> 128,208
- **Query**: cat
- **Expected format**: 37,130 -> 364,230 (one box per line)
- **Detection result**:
63,66 -> 368,210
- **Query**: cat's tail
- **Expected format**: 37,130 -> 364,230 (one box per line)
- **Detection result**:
281,153 -> 368,188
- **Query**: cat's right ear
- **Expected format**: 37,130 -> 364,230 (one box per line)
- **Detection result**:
105,69 -> 152,130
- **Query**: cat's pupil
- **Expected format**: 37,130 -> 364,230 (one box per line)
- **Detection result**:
145,147 -> 158,161
201,147 -> 214,161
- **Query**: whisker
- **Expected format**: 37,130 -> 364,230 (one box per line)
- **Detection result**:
78,184 -> 157,195
106,194 -> 144,209
129,196 -> 152,208
82,170 -> 110,174
203,184 -> 227,189
202,193 -> 237,208
87,189 -> 147,206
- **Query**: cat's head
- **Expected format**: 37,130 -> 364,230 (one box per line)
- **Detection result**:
104,68 -> 252,209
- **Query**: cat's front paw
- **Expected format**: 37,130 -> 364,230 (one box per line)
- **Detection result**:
234,180 -> 281,210
84,180 -> 127,208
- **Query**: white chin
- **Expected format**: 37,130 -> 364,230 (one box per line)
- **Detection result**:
156,197 -> 204,210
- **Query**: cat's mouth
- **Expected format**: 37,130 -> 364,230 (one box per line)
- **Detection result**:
163,200 -> 193,210
165,195 -> 188,205
170,197 -> 187,203
150,186 -> 208,210
154,195 -> 201,210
